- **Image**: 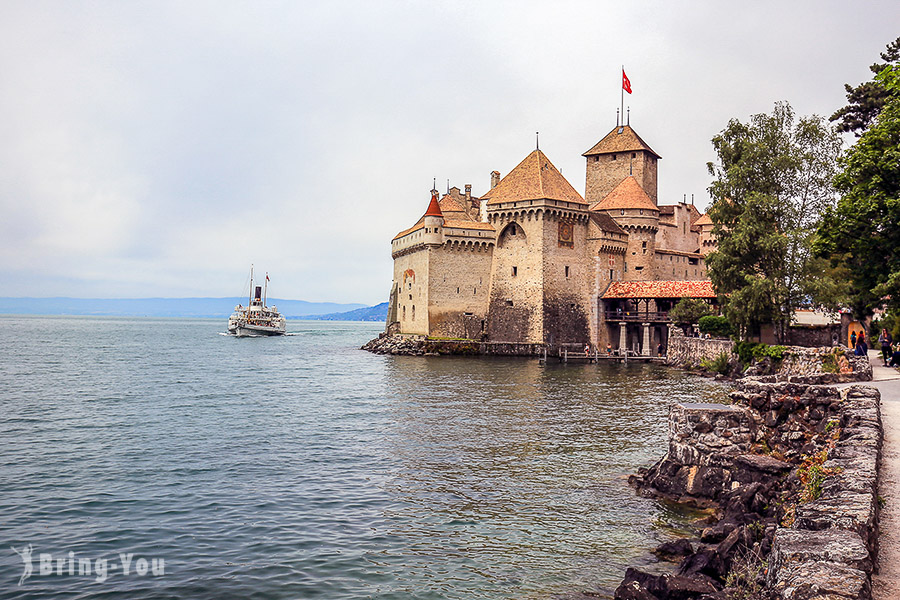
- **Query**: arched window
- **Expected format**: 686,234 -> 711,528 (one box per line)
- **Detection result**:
412,305 -> 416,320
402,306 -> 406,320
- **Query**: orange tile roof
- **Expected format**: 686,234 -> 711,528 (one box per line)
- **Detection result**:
439,195 -> 467,214
443,220 -> 495,231
602,280 -> 716,299
591,176 -> 658,212
583,125 -> 661,158
687,204 -> 701,223
392,217 -> 425,241
694,213 -> 713,226
482,149 -> 587,206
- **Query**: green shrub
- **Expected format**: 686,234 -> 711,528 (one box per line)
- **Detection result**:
734,340 -> 760,366
733,341 -> 785,367
754,344 -> 785,362
701,352 -> 731,375
698,315 -> 734,338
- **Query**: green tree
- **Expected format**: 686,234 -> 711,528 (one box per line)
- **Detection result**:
668,297 -> 712,328
830,37 -> 900,136
706,102 -> 843,342
817,65 -> 900,318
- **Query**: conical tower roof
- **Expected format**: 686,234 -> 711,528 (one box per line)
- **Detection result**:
591,176 -> 658,212
583,125 -> 661,159
483,149 -> 586,206
424,190 -> 443,217
694,213 -> 713,226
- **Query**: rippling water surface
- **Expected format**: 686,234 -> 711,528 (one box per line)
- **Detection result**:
0,316 -> 729,599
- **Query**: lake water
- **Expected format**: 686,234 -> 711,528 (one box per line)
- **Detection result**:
0,316 -> 729,599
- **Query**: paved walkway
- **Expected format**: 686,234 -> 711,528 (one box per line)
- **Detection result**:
859,351 -> 900,598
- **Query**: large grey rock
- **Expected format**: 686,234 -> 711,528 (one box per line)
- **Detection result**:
768,559 -> 868,599
769,529 -> 872,574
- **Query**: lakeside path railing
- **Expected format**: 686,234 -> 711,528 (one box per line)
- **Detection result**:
605,311 -> 670,322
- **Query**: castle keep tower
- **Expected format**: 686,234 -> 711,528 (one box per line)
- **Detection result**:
583,125 -> 660,205
480,149 -> 593,346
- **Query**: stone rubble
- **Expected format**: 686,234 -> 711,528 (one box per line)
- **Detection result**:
361,333 -> 426,355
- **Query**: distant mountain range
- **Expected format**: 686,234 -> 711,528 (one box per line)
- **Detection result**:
0,297 -> 386,320
302,302 -> 389,322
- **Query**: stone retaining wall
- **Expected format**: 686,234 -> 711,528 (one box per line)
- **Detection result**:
665,333 -> 734,369
767,384 -> 882,599
666,328 -> 872,382
624,375 -> 882,600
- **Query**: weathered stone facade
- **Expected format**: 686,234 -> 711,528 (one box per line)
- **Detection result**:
385,124 -> 714,353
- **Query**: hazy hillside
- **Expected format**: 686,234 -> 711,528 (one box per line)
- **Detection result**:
0,297 -> 367,318
303,302 -> 388,322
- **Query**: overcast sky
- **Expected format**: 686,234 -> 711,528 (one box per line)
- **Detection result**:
1,1 -> 897,304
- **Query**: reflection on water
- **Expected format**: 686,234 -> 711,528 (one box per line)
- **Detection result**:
0,317 -> 729,600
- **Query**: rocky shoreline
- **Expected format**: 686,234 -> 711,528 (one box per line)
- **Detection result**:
361,332 -> 429,355
617,373 -> 882,600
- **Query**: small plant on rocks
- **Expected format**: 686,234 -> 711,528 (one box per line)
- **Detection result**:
701,352 -> 731,375
724,546 -> 768,600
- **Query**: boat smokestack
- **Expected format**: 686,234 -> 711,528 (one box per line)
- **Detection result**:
255,286 -> 262,301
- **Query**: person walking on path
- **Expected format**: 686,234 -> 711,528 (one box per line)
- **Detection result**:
880,328 -> 894,366
851,330 -> 858,348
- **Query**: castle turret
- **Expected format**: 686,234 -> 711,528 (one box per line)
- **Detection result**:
480,149 -> 593,346
583,125 -> 661,205
695,212 -> 716,256
423,189 -> 444,246
591,176 -> 659,281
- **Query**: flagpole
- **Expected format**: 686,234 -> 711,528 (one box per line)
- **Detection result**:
620,65 -> 624,127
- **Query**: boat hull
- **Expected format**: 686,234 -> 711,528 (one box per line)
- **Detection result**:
234,324 -> 285,337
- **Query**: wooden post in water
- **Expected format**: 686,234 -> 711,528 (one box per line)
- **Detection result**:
563,348 -> 567,363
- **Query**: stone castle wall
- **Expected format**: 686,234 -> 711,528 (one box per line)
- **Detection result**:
585,151 -> 658,205
427,243 -> 492,339
656,205 -> 697,253
486,216 -> 546,343
653,251 -> 706,281
391,246 -> 430,335
540,211 -> 593,347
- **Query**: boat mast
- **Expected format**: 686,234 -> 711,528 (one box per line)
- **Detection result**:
248,264 -> 254,308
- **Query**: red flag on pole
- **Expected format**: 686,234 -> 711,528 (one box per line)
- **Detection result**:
622,69 -> 632,94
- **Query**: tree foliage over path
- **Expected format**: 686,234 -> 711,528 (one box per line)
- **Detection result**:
830,37 -> 900,136
818,63 -> 900,318
705,103 -> 842,342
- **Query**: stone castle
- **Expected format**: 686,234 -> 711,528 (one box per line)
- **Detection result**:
385,123 -> 718,355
